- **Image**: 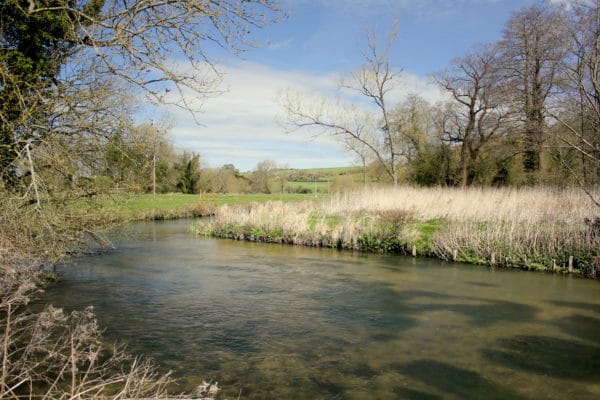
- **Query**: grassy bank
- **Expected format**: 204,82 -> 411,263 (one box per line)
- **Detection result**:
190,187 -> 600,278
73,192 -> 321,222
0,192 -> 319,270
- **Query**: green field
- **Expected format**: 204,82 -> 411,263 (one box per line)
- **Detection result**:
284,180 -> 330,191
279,166 -> 363,178
276,166 -> 370,192
83,192 -> 322,221
280,166 -> 363,175
73,165 -> 373,220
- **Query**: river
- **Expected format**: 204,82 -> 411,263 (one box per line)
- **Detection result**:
41,219 -> 600,399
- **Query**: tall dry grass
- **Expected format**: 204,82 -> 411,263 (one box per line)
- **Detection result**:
192,186 -> 599,277
324,186 -> 591,224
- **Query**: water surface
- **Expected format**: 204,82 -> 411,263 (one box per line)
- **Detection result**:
43,220 -> 600,399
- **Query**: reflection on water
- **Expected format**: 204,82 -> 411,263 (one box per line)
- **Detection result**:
42,220 -> 600,399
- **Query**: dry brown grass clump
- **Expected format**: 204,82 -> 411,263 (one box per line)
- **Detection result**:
0,269 -> 220,400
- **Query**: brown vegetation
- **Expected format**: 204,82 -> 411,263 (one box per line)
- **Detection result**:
0,269 -> 220,400
191,187 -> 600,277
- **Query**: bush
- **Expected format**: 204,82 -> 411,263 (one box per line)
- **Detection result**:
0,270 -> 219,400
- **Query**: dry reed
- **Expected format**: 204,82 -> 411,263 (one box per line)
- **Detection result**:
324,186 -> 591,224
191,186 -> 600,277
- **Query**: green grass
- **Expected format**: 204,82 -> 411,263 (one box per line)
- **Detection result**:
244,165 -> 374,192
75,193 -> 322,221
307,212 -> 344,230
409,219 -> 446,253
103,194 -> 201,211
197,193 -> 323,206
294,166 -> 363,175
285,181 -> 330,191
275,166 -> 361,175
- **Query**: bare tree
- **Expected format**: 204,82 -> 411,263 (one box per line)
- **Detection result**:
390,93 -> 435,163
550,0 -> 600,207
499,2 -> 566,183
282,24 -> 405,185
251,160 -> 278,193
341,136 -> 372,186
435,46 -> 511,187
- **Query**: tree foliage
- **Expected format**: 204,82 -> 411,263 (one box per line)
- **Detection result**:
283,2 -> 599,199
0,0 -> 282,194
176,152 -> 200,194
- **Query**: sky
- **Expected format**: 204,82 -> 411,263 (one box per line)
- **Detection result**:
163,0 -> 566,172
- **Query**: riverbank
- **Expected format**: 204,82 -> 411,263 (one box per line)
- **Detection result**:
0,192 -> 234,399
41,219 -> 600,400
1,192 -> 320,269
190,187 -> 600,278
76,192 -> 322,221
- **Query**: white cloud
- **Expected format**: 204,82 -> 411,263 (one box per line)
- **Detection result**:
395,73 -> 448,104
268,38 -> 293,50
548,0 -> 584,9
289,0 -> 504,18
163,61 -> 445,171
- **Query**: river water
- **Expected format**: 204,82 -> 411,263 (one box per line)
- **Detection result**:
42,220 -> 600,399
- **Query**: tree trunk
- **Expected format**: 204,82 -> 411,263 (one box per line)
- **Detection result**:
459,143 -> 470,188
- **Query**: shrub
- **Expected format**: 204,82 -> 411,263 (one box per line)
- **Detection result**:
0,270 -> 218,400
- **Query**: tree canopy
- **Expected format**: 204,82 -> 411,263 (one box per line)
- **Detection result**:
0,0 -> 282,192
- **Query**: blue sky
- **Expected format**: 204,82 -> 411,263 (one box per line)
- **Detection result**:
166,0 -> 562,172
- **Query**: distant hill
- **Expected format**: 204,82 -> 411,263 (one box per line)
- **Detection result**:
241,165 -> 373,193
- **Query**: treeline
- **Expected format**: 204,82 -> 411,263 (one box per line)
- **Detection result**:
98,133 -> 281,194
0,1 -> 280,399
98,134 -> 296,195
283,1 -> 600,195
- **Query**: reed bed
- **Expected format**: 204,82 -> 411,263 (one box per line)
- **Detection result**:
324,187 -> 590,224
191,187 -> 600,277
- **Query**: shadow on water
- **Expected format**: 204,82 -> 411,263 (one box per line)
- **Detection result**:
327,287 -> 539,331
393,360 -> 528,400
210,324 -> 261,354
484,335 -> 600,381
553,314 -> 600,345
342,362 -> 380,380
466,280 -> 500,288
307,376 -> 346,398
546,300 -> 600,314
316,285 -> 540,349
393,387 -> 443,400
414,298 -> 537,326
